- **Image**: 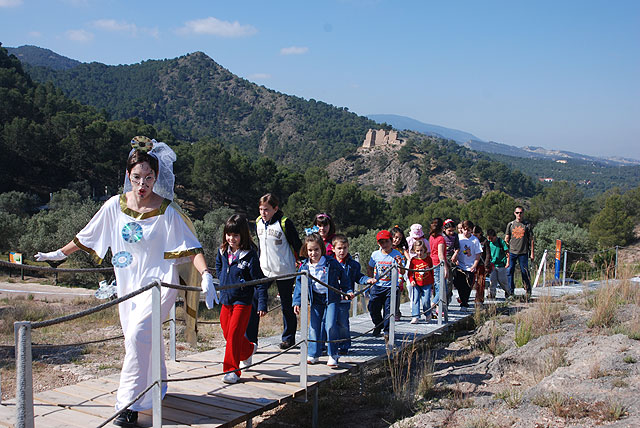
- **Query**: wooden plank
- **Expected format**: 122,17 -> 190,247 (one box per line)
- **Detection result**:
35,406 -> 114,428
165,387 -> 262,414
162,394 -> 244,425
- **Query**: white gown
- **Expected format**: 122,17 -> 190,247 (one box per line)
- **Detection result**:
74,194 -> 202,411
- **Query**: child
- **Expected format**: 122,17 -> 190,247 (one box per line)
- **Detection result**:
472,225 -> 491,305
332,234 -> 376,355
293,233 -> 352,367
255,193 -> 302,350
314,213 -> 336,257
429,218 -> 448,316
390,226 -> 409,321
215,214 -> 268,384
406,223 -> 430,260
486,229 -> 511,299
443,219 -> 460,305
366,230 -> 406,339
408,240 -> 434,323
455,220 -> 482,310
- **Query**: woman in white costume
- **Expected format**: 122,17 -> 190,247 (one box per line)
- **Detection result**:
35,136 -> 217,428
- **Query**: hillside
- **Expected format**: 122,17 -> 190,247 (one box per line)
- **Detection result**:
6,45 -> 81,70
21,50 -> 378,165
327,131 -> 539,201
487,153 -> 640,196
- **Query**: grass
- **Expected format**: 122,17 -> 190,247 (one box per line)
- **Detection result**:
533,391 -> 628,422
512,294 -> 562,347
587,273 -> 640,329
444,385 -> 475,410
385,338 -> 436,419
494,387 -> 523,408
464,416 -> 500,428
514,319 -> 533,347
623,355 -> 636,364
534,345 -> 567,382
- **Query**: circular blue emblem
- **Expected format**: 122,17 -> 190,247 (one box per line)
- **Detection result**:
121,222 -> 143,243
112,251 -> 133,268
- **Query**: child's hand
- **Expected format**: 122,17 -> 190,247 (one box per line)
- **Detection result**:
293,305 -> 301,315
367,278 -> 377,284
258,310 -> 267,317
347,292 -> 355,300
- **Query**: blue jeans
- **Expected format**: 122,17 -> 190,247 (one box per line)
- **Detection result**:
336,301 -> 351,351
368,289 -> 391,333
433,265 -> 446,306
507,253 -> 531,294
308,301 -> 339,359
411,284 -> 432,317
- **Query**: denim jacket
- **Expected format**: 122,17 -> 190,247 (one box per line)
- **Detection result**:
215,247 -> 268,310
293,256 -> 351,306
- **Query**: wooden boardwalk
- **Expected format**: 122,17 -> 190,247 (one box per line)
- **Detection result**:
0,284 -> 585,427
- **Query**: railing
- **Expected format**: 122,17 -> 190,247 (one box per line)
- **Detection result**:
9,260 -> 447,428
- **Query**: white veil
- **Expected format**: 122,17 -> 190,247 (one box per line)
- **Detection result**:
123,139 -> 176,201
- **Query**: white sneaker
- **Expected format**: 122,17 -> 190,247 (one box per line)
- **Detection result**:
307,356 -> 319,364
240,342 -> 257,369
223,372 -> 239,384
327,356 -> 339,367
410,317 -> 419,324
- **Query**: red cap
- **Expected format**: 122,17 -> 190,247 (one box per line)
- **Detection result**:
376,230 -> 392,241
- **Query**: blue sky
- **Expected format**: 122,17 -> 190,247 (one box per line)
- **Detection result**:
1,0 -> 639,160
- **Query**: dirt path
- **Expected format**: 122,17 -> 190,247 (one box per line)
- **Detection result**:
0,280 -> 96,301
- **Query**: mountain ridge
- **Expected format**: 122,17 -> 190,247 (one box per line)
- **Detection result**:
369,113 -> 639,166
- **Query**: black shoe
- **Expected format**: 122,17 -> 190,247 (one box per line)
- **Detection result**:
372,327 -> 382,337
338,349 -> 348,356
114,409 -> 138,427
279,341 -> 294,350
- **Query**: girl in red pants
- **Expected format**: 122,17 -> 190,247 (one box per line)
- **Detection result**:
215,214 -> 268,384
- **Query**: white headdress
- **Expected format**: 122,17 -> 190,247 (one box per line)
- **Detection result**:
124,136 -> 176,200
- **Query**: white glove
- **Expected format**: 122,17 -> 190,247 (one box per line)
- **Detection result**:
201,272 -> 219,309
34,249 -> 67,262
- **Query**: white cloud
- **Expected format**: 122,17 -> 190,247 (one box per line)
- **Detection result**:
93,19 -> 137,34
280,46 -> 309,55
0,0 -> 23,7
177,17 -> 257,37
28,31 -> 42,38
91,19 -> 159,38
65,29 -> 94,42
249,73 -> 271,80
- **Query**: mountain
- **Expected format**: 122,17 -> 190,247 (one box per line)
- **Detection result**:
370,113 -> 639,167
20,51 -> 379,165
327,130 -> 539,201
6,45 -> 81,70
367,114 -> 482,143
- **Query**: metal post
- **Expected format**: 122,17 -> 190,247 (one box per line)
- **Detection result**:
543,256 -> 546,288
438,262 -> 444,326
151,282 -> 163,428
562,251 -> 567,287
299,272 -> 309,399
14,321 -> 34,428
615,246 -> 619,279
389,267 -> 397,351
352,283 -> 358,318
169,301 -> 176,361
312,387 -> 319,428
359,365 -> 364,395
